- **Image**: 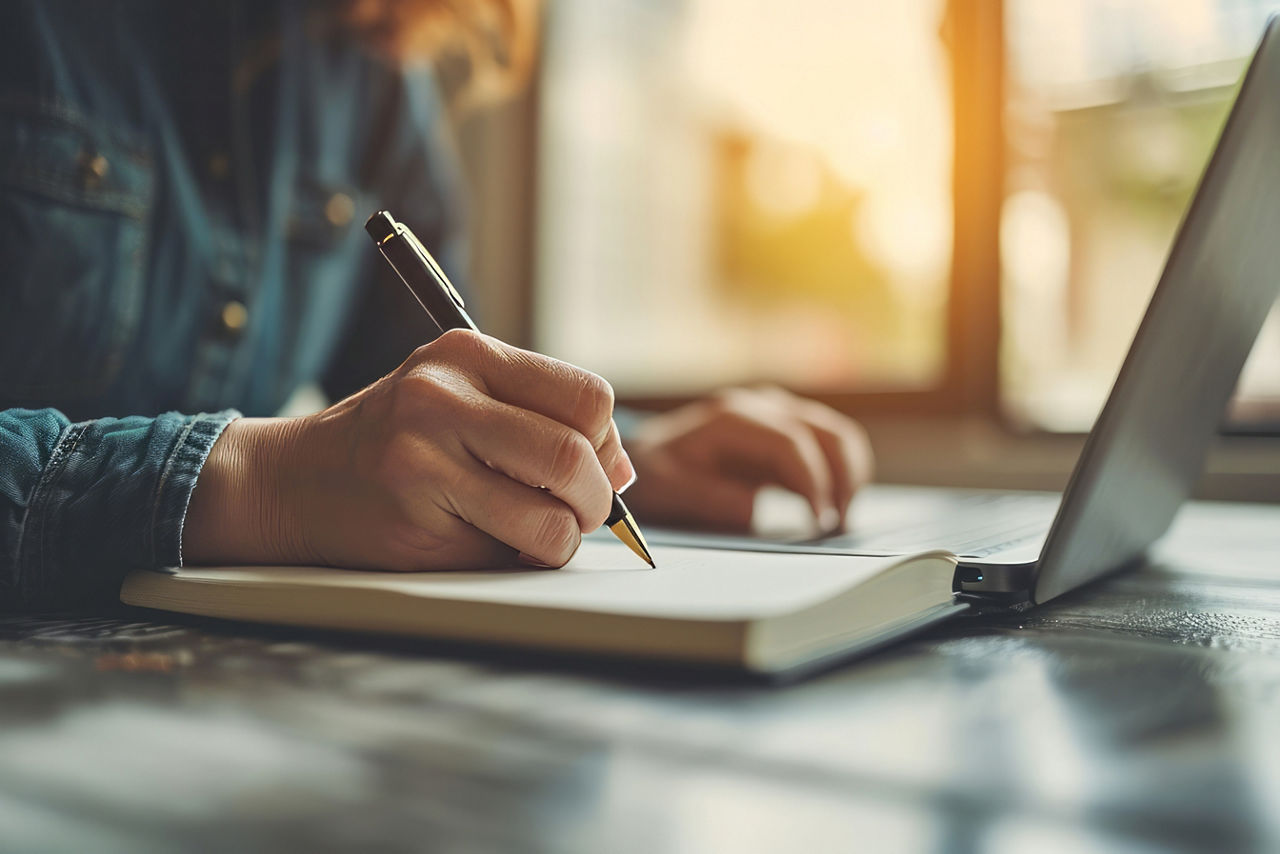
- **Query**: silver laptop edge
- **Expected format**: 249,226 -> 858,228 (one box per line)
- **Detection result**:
968,17 -> 1280,604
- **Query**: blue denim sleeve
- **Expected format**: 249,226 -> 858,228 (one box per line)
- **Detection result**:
0,408 -> 240,611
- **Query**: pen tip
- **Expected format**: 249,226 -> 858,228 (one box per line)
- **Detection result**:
609,512 -> 655,569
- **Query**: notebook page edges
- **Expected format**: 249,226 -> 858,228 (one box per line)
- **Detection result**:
127,541 -> 950,622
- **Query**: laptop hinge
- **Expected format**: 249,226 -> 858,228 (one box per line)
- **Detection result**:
953,559 -> 1037,596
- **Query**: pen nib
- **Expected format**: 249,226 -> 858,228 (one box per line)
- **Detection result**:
610,515 -> 655,568
606,493 -> 655,568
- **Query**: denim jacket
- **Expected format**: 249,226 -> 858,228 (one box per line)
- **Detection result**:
0,1 -> 468,608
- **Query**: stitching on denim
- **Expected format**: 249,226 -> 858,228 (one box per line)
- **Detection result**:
16,422 -> 86,600
0,93 -> 154,164
173,415 -> 238,568
149,416 -> 201,567
0,168 -> 150,219
8,421 -> 69,592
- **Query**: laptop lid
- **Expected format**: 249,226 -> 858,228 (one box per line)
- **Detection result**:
1031,17 -> 1280,605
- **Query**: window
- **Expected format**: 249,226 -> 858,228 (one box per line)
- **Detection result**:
532,0 -> 1280,431
535,0 -> 953,396
1003,0 -> 1280,430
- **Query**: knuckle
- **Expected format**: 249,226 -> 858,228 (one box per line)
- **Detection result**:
709,387 -> 740,413
833,416 -> 870,454
574,371 -> 615,433
532,507 -> 580,564
848,419 -> 871,449
393,371 -> 453,415
408,342 -> 436,365
756,382 -> 790,400
710,387 -> 757,419
585,370 -> 615,411
547,429 -> 593,489
435,328 -> 488,359
709,398 -> 746,425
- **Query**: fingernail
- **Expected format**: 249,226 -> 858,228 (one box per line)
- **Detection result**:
517,553 -> 554,568
818,505 -> 839,532
618,464 -> 637,493
614,452 -> 637,493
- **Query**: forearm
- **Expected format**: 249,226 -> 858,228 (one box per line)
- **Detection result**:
1,407 -> 238,611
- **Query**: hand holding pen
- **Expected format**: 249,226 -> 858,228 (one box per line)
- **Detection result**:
184,218 -> 649,572
365,210 -> 654,567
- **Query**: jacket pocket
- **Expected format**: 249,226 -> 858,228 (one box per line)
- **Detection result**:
0,98 -> 154,401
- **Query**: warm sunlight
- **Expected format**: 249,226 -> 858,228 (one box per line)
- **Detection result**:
537,0 -> 951,394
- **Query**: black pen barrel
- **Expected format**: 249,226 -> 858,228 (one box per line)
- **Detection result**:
366,212 -> 477,333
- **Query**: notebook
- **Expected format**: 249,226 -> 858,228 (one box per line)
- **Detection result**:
120,540 -> 961,675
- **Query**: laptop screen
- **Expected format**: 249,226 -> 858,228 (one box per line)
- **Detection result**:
1033,17 -> 1280,604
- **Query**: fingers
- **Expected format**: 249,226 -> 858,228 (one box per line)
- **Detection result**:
400,518 -> 518,571
420,331 -> 635,490
457,399 -> 615,531
314,331 -> 646,574
704,406 -> 837,527
627,387 -> 874,533
793,400 -> 874,527
443,457 -> 586,567
598,418 -> 635,492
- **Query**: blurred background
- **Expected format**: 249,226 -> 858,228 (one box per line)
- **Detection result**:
457,0 -> 1280,498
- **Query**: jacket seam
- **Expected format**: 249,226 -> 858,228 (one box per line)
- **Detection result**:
148,416 -> 201,567
15,421 -> 87,598
0,169 -> 151,220
0,92 -> 154,163
175,414 -> 239,568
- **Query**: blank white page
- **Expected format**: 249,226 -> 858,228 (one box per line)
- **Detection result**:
161,541 -> 945,621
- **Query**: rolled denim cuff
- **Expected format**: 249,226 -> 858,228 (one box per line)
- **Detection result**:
15,409 -> 240,609
155,412 -> 242,569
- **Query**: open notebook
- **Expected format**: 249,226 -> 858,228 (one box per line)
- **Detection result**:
121,540 -> 962,676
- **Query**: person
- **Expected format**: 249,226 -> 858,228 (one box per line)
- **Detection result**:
0,0 -> 872,611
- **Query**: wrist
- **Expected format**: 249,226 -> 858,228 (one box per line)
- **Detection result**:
183,416 -> 308,565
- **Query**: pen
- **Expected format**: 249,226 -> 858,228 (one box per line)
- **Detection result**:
365,210 -> 655,568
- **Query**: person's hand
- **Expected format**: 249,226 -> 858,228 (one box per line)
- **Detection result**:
183,330 -> 634,570
622,387 -> 873,533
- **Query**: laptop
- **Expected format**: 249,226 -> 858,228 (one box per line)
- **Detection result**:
654,17 -> 1280,607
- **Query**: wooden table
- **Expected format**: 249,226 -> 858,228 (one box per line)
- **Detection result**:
2,499 -> 1278,853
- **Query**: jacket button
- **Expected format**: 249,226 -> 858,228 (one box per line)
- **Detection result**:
80,153 -> 110,189
220,300 -> 249,336
325,192 -> 354,227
